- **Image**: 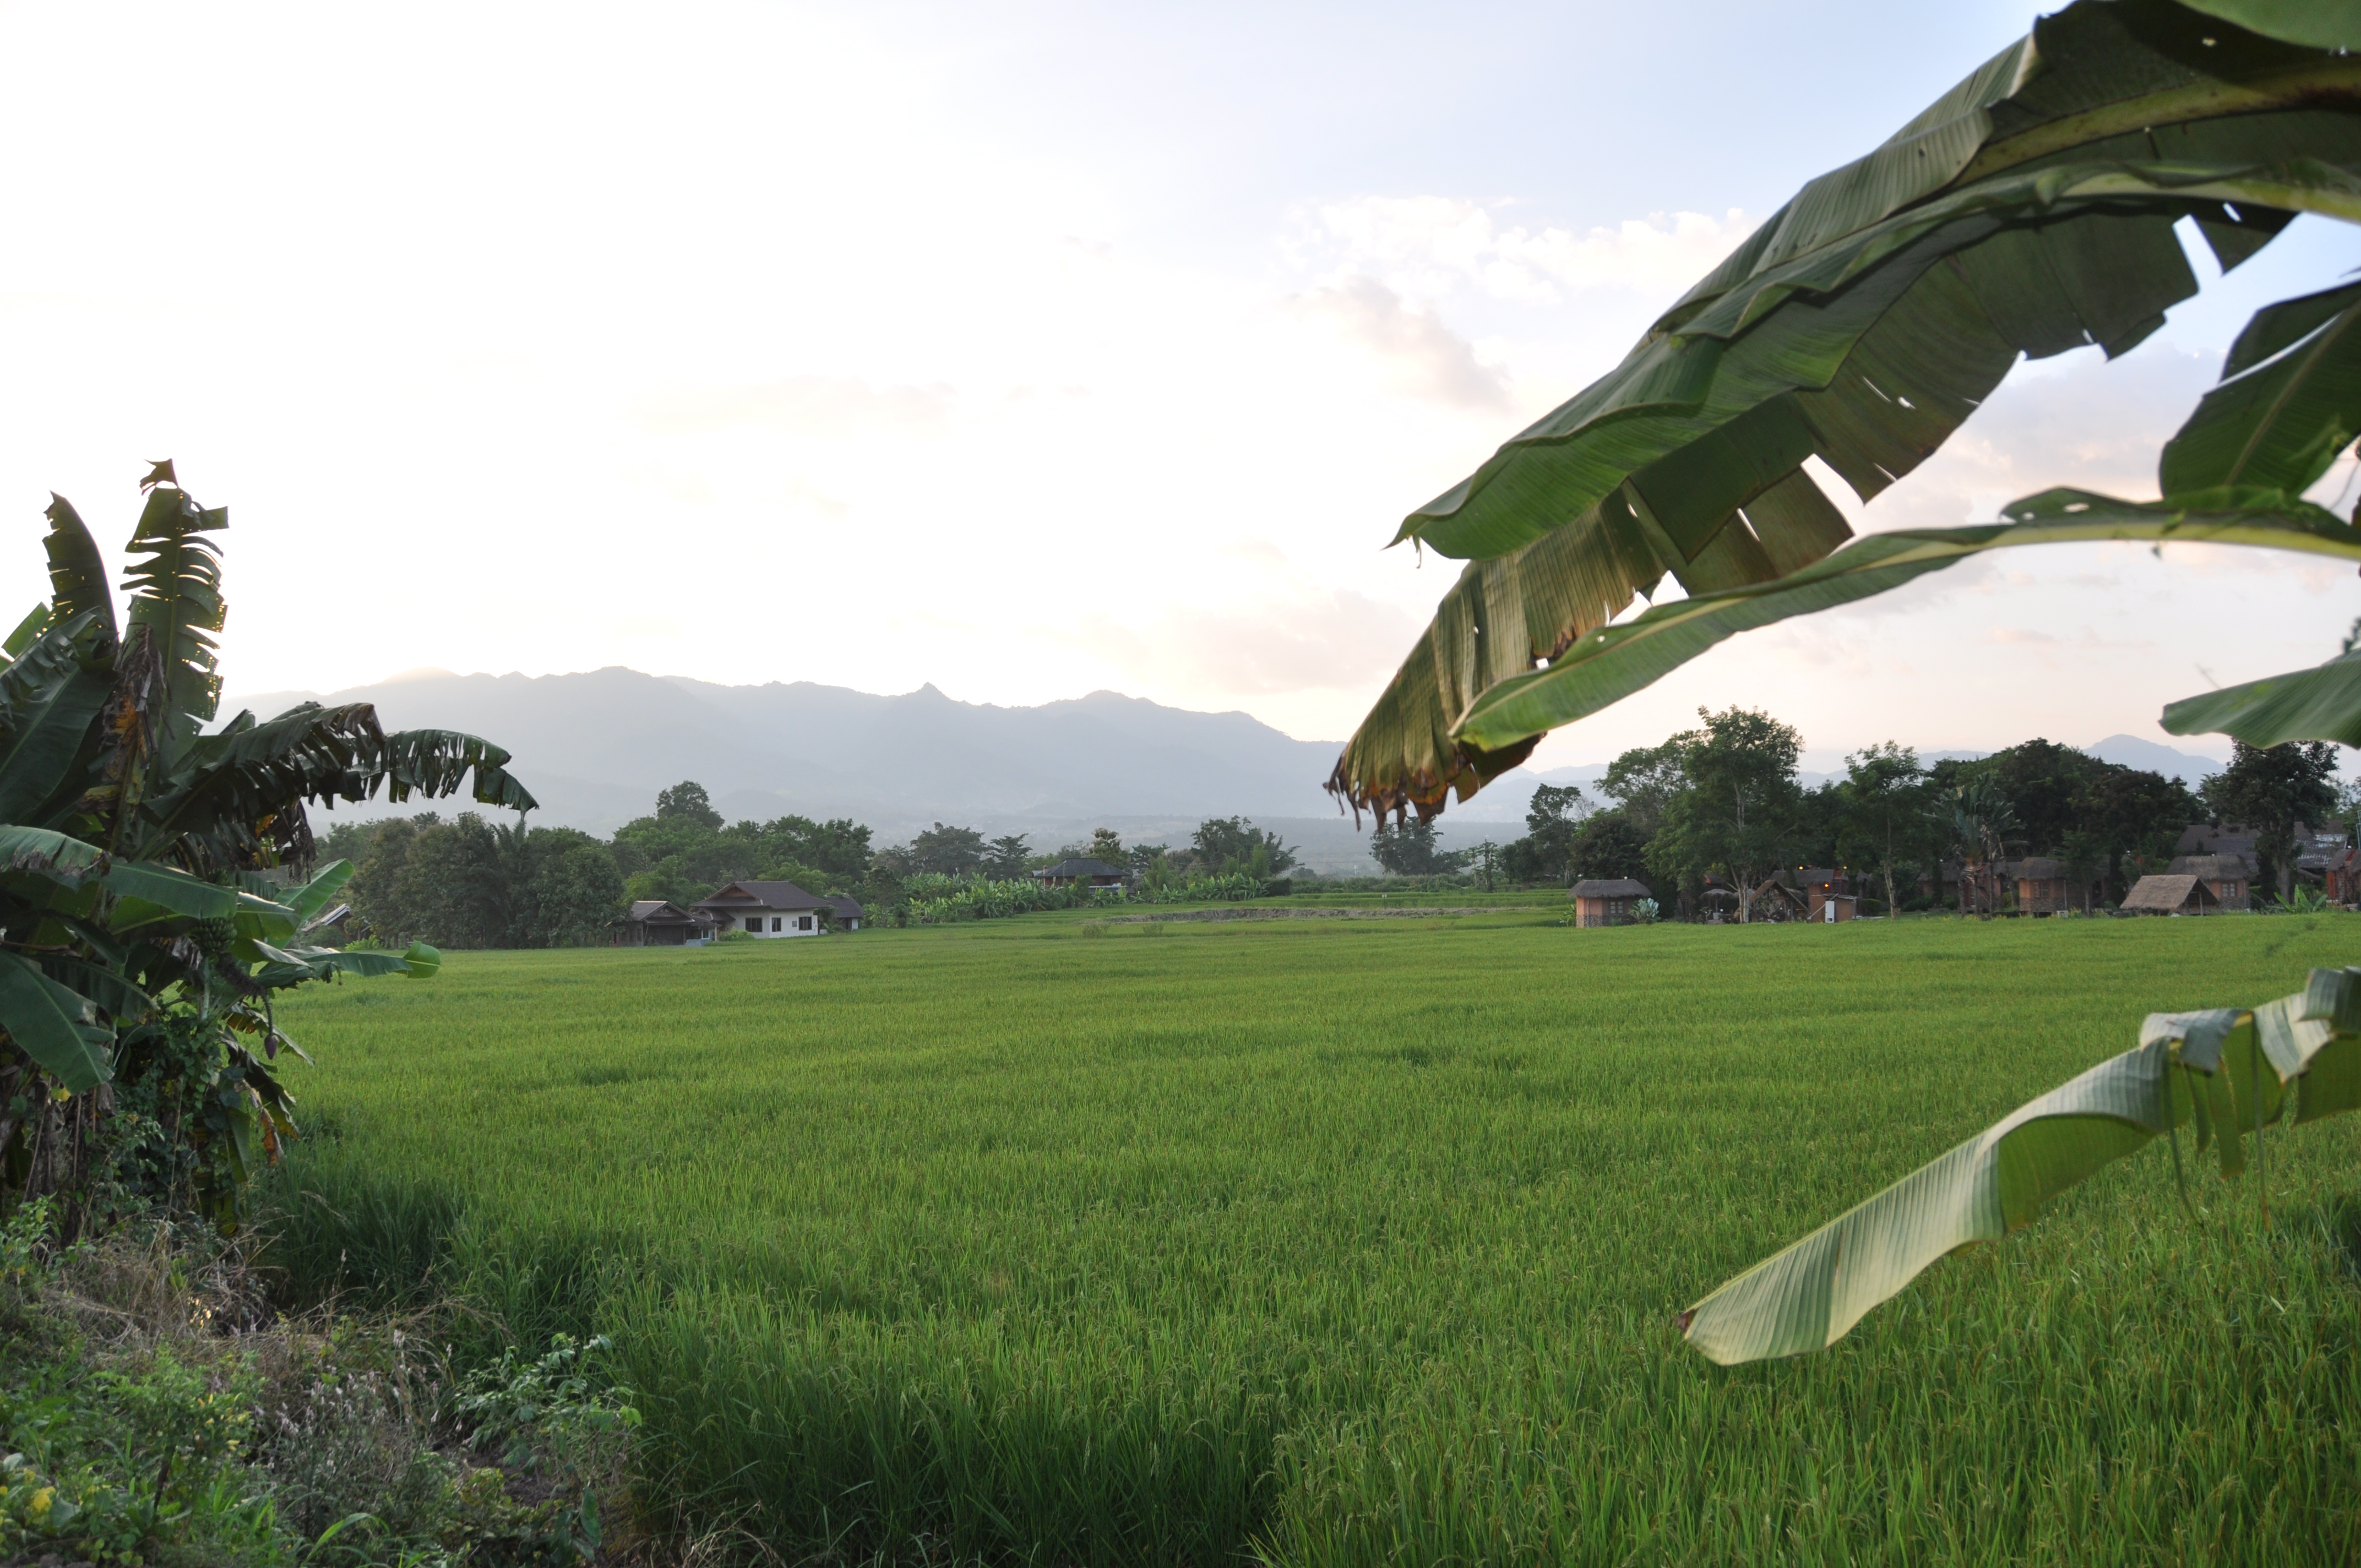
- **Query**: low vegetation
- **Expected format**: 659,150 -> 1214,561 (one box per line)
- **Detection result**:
260,913 -> 2361,1564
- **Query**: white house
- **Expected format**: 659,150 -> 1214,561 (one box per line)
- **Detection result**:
691,880 -> 863,937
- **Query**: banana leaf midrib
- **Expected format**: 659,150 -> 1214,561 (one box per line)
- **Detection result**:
1949,60 -> 2361,190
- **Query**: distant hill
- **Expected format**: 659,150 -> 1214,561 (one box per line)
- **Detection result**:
222,667 -> 1398,869
2081,733 -> 2226,787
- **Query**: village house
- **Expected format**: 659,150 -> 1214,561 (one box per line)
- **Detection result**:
1033,857 -> 1127,889
2010,857 -> 2075,915
2164,853 -> 2251,911
617,899 -> 709,946
691,880 -> 864,937
2120,874 -> 2221,916
1570,878 -> 1651,927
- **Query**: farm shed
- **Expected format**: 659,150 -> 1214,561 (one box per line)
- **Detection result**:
2119,874 -> 2220,916
1748,878 -> 1809,922
1808,888 -> 1858,923
1033,857 -> 1127,888
693,880 -> 862,938
1569,878 -> 1651,927
2327,846 -> 2361,906
2164,853 -> 2251,911
2012,858 -> 2073,915
618,899 -> 706,946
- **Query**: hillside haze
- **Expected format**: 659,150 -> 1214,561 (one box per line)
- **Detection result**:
225,668 -> 1371,858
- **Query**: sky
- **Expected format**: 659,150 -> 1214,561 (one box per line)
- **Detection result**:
0,0 -> 2354,776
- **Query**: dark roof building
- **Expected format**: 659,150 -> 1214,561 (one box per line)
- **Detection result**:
1570,878 -> 1651,927
691,880 -> 863,937
618,899 -> 706,947
1033,857 -> 1126,887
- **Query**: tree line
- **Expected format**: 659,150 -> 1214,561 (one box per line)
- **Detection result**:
324,782 -> 1301,948
1467,706 -> 2349,917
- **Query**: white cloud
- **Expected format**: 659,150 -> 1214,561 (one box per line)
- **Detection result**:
1287,275 -> 1509,409
1302,197 -> 1758,305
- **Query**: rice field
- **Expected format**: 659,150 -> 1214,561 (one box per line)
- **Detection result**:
262,910 -> 2361,1565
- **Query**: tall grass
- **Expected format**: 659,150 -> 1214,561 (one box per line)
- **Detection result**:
261,915 -> 2361,1562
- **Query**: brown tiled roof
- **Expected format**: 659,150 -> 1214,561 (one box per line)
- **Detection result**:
692,880 -> 829,912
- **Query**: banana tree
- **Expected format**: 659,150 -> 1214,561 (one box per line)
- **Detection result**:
0,464 -> 536,1229
1329,0 -> 2361,823
1318,1 -> 2361,1359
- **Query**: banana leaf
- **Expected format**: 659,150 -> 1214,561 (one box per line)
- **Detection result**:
2161,650 -> 2361,745
1450,491 -> 2361,752
289,858 -> 356,927
119,484 -> 226,758
1334,0 -> 2361,818
39,496 -> 113,640
0,949 -> 111,1092
1683,971 -> 2361,1364
2183,1 -> 2361,50
2159,281 -> 2361,493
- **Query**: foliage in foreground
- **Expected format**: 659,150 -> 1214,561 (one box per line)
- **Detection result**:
0,1199 -> 643,1567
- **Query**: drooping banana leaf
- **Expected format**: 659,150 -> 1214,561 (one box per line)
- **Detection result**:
1449,491 -> 2361,752
0,949 -> 112,1092
377,728 -> 540,812
2160,650 -> 2361,745
2182,0 -> 2361,50
2,606 -> 50,661
1683,971 -> 2361,1364
1333,0 -> 2361,819
2158,281 -> 2361,493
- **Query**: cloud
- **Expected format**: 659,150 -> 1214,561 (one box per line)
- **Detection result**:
1288,274 -> 1509,408
629,376 -> 955,437
1302,197 -> 1758,305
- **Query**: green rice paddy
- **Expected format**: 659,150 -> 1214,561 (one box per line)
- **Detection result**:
263,911 -> 2361,1564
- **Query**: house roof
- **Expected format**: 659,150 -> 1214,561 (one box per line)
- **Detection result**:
2168,854 -> 2250,880
691,880 -> 829,912
2175,823 -> 2256,857
2013,857 -> 2066,880
1570,878 -> 1651,899
628,899 -> 698,922
824,895 -> 864,919
1034,858 -> 1124,879
2121,874 -> 2216,913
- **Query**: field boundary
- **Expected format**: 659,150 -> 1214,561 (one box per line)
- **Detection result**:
1105,906 -> 1533,923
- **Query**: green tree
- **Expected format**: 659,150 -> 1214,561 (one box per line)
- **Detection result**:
1838,742 -> 1926,918
907,823 -> 987,876
982,834 -> 1032,880
2202,739 -> 2342,902
1598,742 -> 1690,838
1190,817 -> 1297,876
1503,782 -> 1585,885
1086,827 -> 1127,867
1647,707 -> 1802,923
1567,813 -> 1651,886
1369,820 -> 1467,876
656,780 -> 723,830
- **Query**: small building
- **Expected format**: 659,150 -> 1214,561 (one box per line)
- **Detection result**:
1570,878 -> 1651,927
1808,888 -> 1858,922
1033,857 -> 1127,889
2166,853 -> 2250,911
691,880 -> 863,938
1748,878 -> 1809,922
2120,874 -> 2221,916
2012,857 -> 2072,916
618,899 -> 708,946
2327,846 -> 2361,906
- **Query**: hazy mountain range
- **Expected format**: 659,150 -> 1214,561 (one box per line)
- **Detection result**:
224,668 -> 2232,875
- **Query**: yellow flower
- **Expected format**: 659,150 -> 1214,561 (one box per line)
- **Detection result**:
27,1487 -> 53,1521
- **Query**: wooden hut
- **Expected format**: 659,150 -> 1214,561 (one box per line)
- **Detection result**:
2012,857 -> 2072,915
1569,878 -> 1651,927
618,899 -> 706,946
2164,853 -> 2251,911
2119,874 -> 2221,916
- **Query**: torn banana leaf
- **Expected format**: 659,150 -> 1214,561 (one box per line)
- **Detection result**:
1452,489 -> 2361,754
1683,970 -> 2361,1365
